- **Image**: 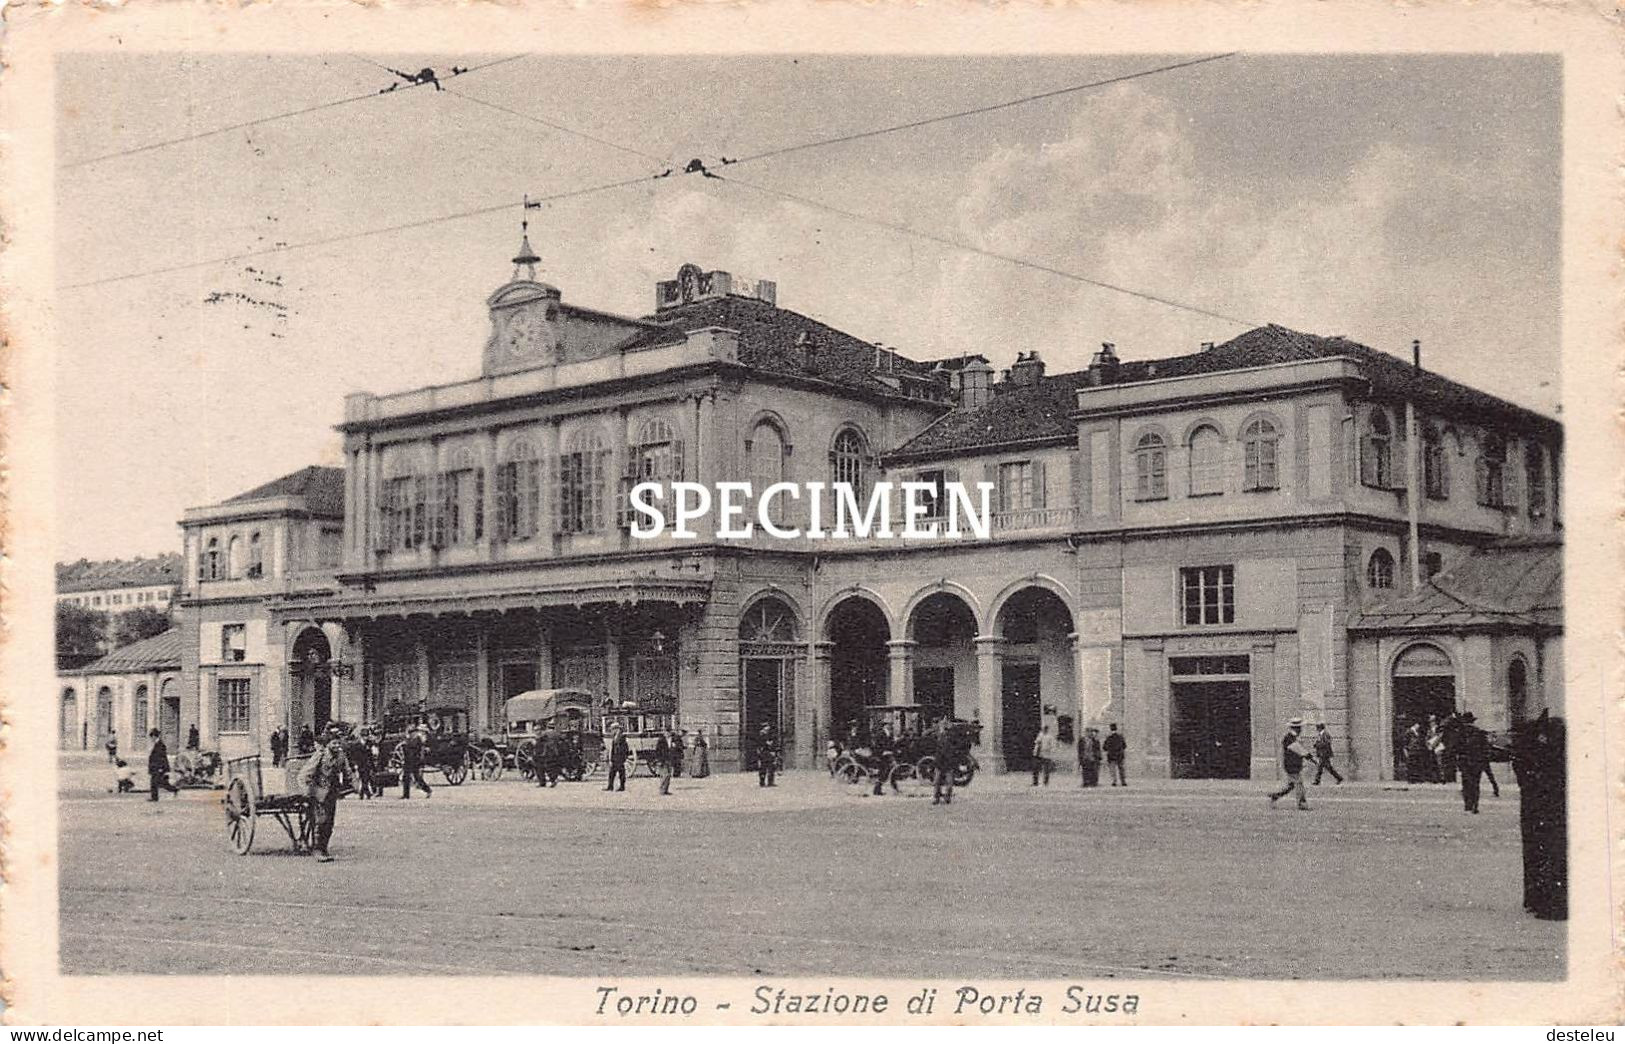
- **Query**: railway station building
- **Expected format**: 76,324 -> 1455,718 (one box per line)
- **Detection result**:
169,242 -> 1565,779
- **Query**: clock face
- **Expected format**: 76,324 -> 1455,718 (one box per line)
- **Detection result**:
503,309 -> 540,355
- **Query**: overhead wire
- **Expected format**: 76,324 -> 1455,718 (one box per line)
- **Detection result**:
58,173 -> 669,291
710,173 -> 1259,327
718,53 -> 1237,168
60,54 -> 530,170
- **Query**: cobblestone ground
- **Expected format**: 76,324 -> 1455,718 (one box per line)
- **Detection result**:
57,753 -> 1562,979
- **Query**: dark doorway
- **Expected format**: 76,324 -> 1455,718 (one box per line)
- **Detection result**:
1001,662 -> 1041,771
500,662 -> 538,701
742,658 -> 784,765
161,696 -> 181,750
313,674 -> 333,732
827,598 -> 888,740
914,666 -> 954,724
1392,675 -> 1456,771
1169,681 -> 1252,779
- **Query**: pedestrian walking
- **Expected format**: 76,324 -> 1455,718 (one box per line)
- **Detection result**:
1429,714 -> 1454,784
931,718 -> 957,806
400,726 -> 432,799
756,725 -> 779,788
689,730 -> 710,779
1312,723 -> 1344,785
604,726 -> 630,791
186,723 -> 200,751
655,730 -> 674,796
298,725 -> 350,862
1030,724 -> 1056,786
1103,724 -> 1127,787
537,726 -> 562,787
871,721 -> 901,796
146,728 -> 179,801
269,725 -> 285,767
672,730 -> 687,778
1078,727 -> 1103,787
1268,718 -> 1314,810
1454,712 -> 1491,813
346,729 -> 375,800
105,731 -> 118,764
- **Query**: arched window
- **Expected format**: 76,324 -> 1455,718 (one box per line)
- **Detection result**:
1525,444 -> 1547,519
1133,432 -> 1167,500
750,422 -> 788,524
1422,424 -> 1450,500
559,429 -> 608,534
204,537 -> 221,581
446,446 -> 485,547
497,439 -> 541,541
1362,410 -> 1393,489
1242,418 -> 1280,491
1476,433 -> 1508,508
829,428 -> 869,495
1188,425 -> 1224,496
635,418 -> 681,483
95,687 -> 113,745
739,597 -> 800,645
1367,547 -> 1396,589
134,684 -> 149,740
227,536 -> 244,578
246,532 -> 264,579
1509,655 -> 1530,724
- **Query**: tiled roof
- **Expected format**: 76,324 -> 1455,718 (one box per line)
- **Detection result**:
81,628 -> 182,674
890,370 -> 1093,458
891,324 -> 1559,458
1353,535 -> 1562,632
56,553 -> 183,592
224,465 -> 346,516
627,295 -> 944,399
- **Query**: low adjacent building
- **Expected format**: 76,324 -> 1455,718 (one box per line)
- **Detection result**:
56,628 -> 181,753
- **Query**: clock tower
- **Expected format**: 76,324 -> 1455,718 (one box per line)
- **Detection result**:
482,219 -> 563,376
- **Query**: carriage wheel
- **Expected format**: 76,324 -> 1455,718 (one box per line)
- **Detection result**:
225,777 -> 256,855
443,759 -> 468,786
387,743 -> 406,774
582,755 -> 602,778
479,749 -> 504,781
953,757 -> 977,787
915,755 -> 937,784
837,759 -> 865,785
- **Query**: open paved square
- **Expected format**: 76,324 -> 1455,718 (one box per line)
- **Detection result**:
58,754 -> 1562,980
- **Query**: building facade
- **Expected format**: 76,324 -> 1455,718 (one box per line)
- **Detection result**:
166,247 -> 1564,780
56,629 -> 182,753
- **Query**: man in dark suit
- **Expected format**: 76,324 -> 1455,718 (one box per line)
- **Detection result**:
537,726 -> 563,788
400,726 -> 432,799
756,725 -> 779,788
1455,712 -> 1491,814
146,728 -> 179,801
931,718 -> 957,806
605,726 -> 630,792
1103,724 -> 1127,787
654,730 -> 674,796
298,726 -> 351,862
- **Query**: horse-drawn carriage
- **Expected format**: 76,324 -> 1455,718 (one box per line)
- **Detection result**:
599,701 -> 677,778
830,704 -> 982,788
471,689 -> 604,782
375,704 -> 475,786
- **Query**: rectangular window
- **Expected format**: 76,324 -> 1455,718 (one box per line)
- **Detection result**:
559,452 -> 602,534
1243,438 -> 1278,491
917,468 -> 947,520
1179,566 -> 1235,626
1424,441 -> 1449,500
217,678 -> 251,733
997,461 -> 1036,513
221,623 -> 247,663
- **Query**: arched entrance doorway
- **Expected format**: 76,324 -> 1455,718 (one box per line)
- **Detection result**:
159,678 -> 181,751
60,688 -> 78,750
994,587 -> 1075,772
908,592 -> 977,725
825,597 -> 889,742
739,596 -> 800,765
1392,642 -> 1456,776
95,687 -> 114,749
291,627 -> 334,735
1509,655 -> 1530,725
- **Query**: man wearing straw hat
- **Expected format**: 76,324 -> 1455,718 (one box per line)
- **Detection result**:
298,725 -> 351,862
1267,717 -> 1316,811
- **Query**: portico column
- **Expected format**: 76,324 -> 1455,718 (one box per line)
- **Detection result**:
415,637 -> 430,708
974,635 -> 1006,773
886,639 -> 916,706
474,628 -> 491,735
810,640 -> 834,766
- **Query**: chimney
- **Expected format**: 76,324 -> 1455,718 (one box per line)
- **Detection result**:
1007,350 -> 1046,386
1088,342 -> 1122,384
1200,341 -> 1215,352
959,357 -> 994,410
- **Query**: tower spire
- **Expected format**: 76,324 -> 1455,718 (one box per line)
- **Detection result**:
512,195 -> 541,281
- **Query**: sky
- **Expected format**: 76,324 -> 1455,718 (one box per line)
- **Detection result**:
55,53 -> 1561,561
